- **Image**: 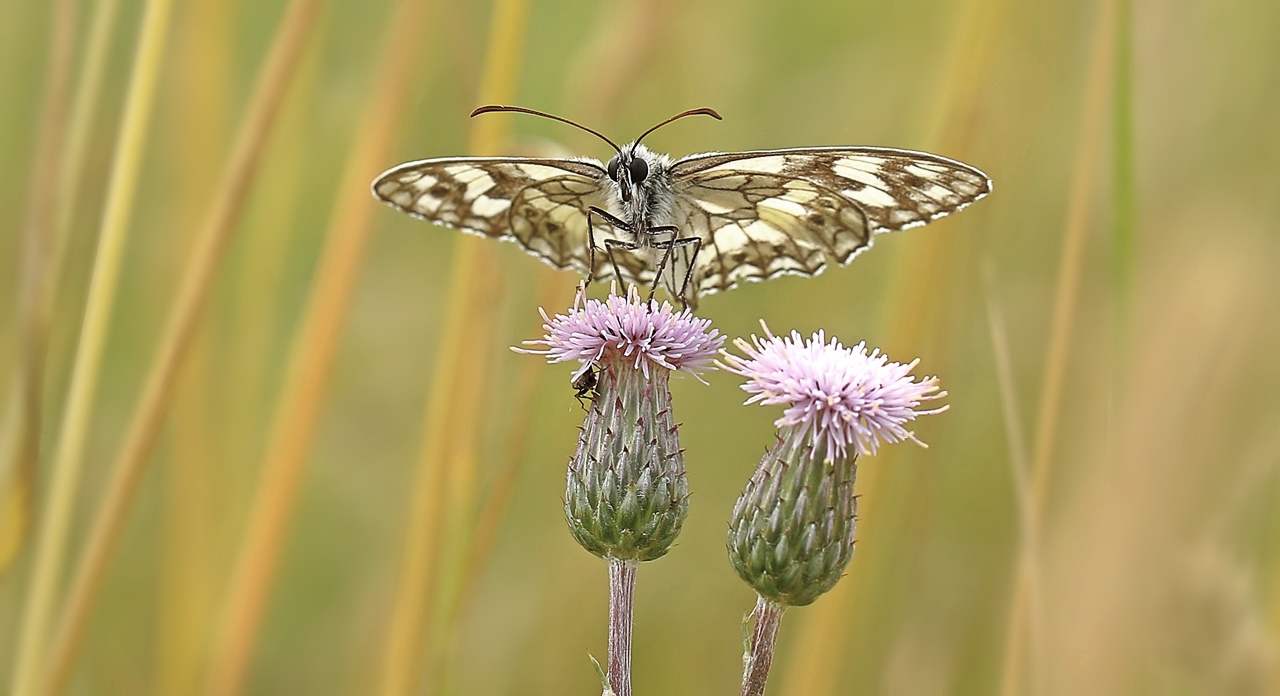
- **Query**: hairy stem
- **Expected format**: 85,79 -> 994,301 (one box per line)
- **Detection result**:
741,596 -> 785,696
608,559 -> 637,696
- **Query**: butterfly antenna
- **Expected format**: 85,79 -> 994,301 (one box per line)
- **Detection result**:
632,108 -> 722,149
471,105 -> 622,154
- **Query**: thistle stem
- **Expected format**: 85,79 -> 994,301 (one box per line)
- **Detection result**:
608,559 -> 637,696
741,596 -> 786,696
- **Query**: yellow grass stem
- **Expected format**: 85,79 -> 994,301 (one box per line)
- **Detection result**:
0,396 -> 31,574
982,262 -> 1031,503
224,55 -> 316,479
0,0 -> 75,578
9,0 -> 174,692
984,261 -> 1045,695
41,0 -> 127,337
377,1 -> 531,693
202,0 -> 433,692
157,332 -> 218,695
3,0 -> 129,575
1000,0 -> 1118,693
395,239 -> 503,694
39,1 -> 322,692
456,271 -> 576,611
1111,0 -> 1136,342
4,0 -> 124,595
777,1 -> 1006,692
154,2 -> 231,693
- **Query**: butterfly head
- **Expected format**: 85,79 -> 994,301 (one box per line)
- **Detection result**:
469,105 -> 722,207
606,146 -> 651,203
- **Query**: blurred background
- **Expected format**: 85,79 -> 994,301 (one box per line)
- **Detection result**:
2,0 -> 1278,694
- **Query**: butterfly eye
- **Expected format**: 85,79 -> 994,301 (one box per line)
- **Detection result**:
629,157 -> 649,183
606,156 -> 620,181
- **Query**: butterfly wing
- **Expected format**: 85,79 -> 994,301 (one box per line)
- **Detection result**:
668,147 -> 992,296
373,157 -> 642,281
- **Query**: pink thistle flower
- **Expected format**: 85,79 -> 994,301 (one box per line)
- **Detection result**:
517,287 -> 722,383
721,324 -> 947,459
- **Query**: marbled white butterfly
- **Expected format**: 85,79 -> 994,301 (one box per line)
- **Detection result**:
372,106 -> 991,307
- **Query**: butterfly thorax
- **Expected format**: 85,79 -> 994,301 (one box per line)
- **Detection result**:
606,143 -> 675,246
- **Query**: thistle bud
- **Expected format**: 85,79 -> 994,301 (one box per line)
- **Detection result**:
728,426 -> 858,605
518,288 -> 722,561
566,355 -> 686,560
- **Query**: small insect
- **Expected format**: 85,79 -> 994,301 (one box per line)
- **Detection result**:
372,105 -> 992,307
571,366 -> 599,409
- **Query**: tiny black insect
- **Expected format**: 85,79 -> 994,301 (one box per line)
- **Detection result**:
571,366 -> 600,409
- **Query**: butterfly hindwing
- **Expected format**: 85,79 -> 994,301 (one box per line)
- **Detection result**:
373,157 -> 627,276
668,147 -> 992,295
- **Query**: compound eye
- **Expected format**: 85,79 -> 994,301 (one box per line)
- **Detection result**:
606,156 -> 620,181
628,157 -> 649,183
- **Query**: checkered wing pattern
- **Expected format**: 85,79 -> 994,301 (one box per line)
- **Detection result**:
372,157 -> 647,283
668,147 -> 992,296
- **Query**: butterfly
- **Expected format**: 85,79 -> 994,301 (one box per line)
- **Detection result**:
372,105 -> 991,308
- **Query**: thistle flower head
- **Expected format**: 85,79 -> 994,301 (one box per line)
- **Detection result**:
518,287 -> 722,563
518,287 -> 723,382
721,324 -> 947,459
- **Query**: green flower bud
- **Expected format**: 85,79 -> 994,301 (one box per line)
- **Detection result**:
728,427 -> 857,606
565,357 -> 688,561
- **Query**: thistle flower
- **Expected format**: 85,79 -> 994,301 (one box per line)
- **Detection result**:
520,288 -> 721,561
723,327 -> 948,461
720,324 -> 946,696
518,287 -> 722,696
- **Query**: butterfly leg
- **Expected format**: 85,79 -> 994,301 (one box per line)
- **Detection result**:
587,206 -> 634,293
603,238 -> 640,295
672,236 -> 702,307
644,225 -> 681,303
651,233 -> 701,308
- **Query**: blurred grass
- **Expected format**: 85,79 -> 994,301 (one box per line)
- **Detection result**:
3,0 -> 1280,694
10,0 -> 174,691
38,0 -> 323,693
377,0 -> 528,693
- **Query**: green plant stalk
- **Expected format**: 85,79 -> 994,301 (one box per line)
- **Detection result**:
9,0 -> 174,693
0,0 -> 75,578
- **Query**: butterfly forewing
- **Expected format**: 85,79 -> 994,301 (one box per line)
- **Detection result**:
372,157 -> 637,277
668,147 -> 992,295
